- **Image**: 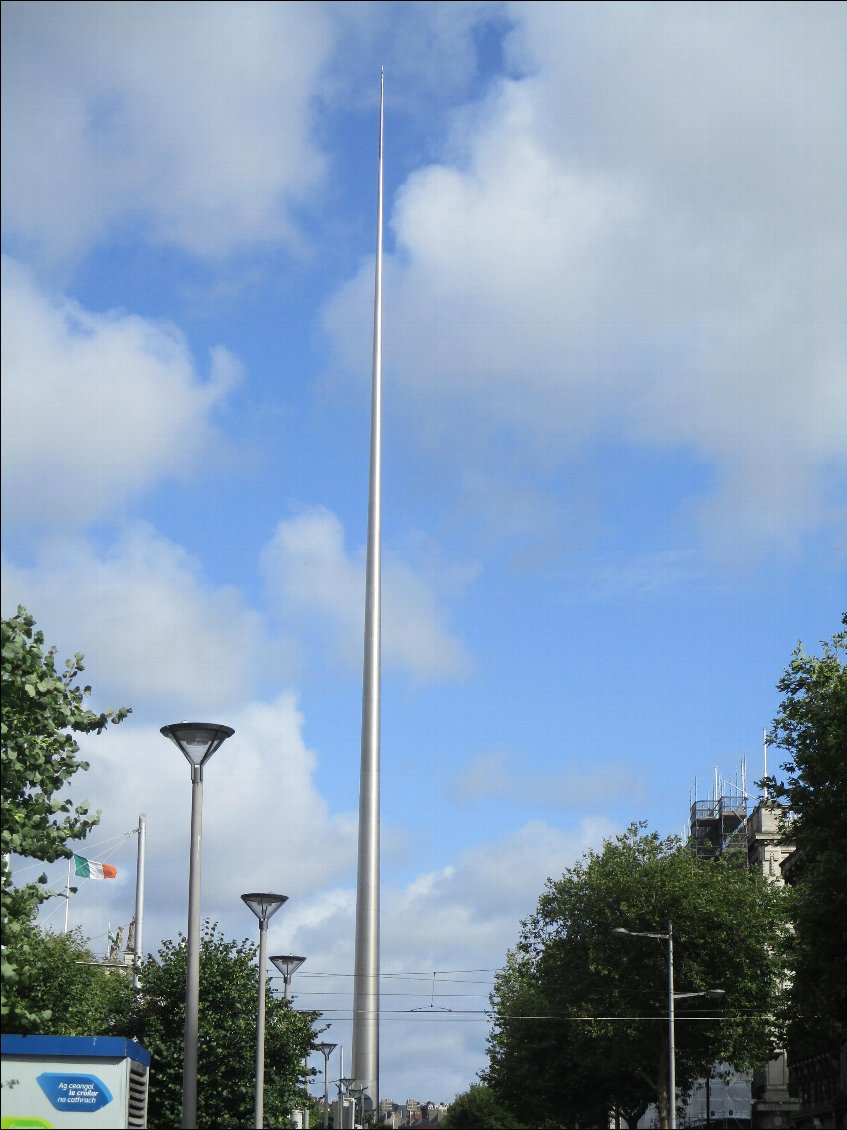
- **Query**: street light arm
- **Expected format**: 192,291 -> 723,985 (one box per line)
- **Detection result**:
674,989 -> 725,1000
612,926 -> 669,940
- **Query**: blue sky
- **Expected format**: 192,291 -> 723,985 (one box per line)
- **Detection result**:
2,0 -> 845,1105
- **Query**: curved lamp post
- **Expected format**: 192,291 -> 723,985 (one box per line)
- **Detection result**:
161,722 -> 234,1130
242,893 -> 288,1130
270,953 -> 306,1001
315,1041 -> 337,1129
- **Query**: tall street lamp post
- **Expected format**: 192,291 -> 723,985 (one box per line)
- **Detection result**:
315,1041 -> 337,1129
612,922 -> 725,1130
270,954 -> 306,1001
612,921 -> 677,1129
161,722 -> 234,1130
242,893 -> 288,1130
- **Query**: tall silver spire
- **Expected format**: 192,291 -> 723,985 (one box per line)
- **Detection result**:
352,69 -> 384,1114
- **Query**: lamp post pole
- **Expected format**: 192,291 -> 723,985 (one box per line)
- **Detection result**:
161,722 -> 234,1130
612,921 -> 676,1130
612,921 -> 726,1130
242,894 -> 288,1130
667,921 -> 676,1129
315,1042 -> 337,1129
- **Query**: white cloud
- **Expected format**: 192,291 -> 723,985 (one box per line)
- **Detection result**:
261,506 -> 471,682
1,257 -> 241,529
0,523 -> 282,716
325,2 -> 847,559
455,749 -> 642,809
1,1 -> 333,259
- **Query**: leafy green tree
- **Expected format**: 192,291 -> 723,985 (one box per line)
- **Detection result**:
127,922 -> 319,1129
485,825 -> 789,1130
441,1083 -> 528,1129
1,606 -> 130,1030
3,922 -> 135,1035
765,616 -> 847,1054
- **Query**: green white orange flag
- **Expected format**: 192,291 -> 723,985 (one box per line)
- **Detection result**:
73,854 -> 117,880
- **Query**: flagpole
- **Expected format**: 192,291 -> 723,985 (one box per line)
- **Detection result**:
64,856 -> 71,934
352,68 -> 384,1115
133,814 -> 146,989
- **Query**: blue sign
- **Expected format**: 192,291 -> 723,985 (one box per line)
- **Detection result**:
36,1073 -> 113,1113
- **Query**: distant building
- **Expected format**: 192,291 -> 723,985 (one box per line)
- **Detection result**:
689,778 -> 799,1130
377,1097 -> 448,1127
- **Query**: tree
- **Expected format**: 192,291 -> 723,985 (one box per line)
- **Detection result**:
441,1083 -> 528,1129
765,616 -> 847,1053
126,922 -> 320,1129
485,825 -> 789,1129
1,607 -> 130,1030
2,922 -> 135,1036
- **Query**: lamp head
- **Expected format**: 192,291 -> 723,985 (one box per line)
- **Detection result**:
241,892 -> 288,922
161,722 -> 234,768
270,954 -> 306,979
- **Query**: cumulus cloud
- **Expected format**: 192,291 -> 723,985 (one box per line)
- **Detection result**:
324,2 -> 847,559
0,523 -> 283,716
1,257 -> 241,529
261,506 -> 472,682
1,1 -> 333,259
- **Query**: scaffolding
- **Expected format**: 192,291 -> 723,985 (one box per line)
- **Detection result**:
689,763 -> 751,859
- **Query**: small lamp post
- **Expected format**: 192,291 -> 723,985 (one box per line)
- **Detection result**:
161,722 -> 234,1130
348,1081 -> 366,1128
270,953 -> 306,1001
242,893 -> 288,1130
315,1041 -> 337,1129
339,1075 -> 355,1129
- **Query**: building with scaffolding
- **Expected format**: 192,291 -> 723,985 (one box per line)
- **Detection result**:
688,762 -> 798,1130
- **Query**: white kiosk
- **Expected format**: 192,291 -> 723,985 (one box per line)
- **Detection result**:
1,1034 -> 150,1129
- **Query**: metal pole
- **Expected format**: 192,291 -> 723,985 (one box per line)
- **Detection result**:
668,921 -> 676,1130
352,68 -> 384,1113
64,856 -> 71,934
254,918 -> 269,1129
337,1048 -> 344,1129
133,813 -> 146,990
323,1052 -> 330,1129
183,766 -> 204,1129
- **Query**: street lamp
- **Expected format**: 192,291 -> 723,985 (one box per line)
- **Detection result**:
270,953 -> 306,1001
612,921 -> 677,1129
161,721 -> 234,1130
315,1041 -> 337,1129
612,922 -> 726,1130
339,1075 -> 355,1129
242,893 -> 288,1130
348,1080 -> 366,1128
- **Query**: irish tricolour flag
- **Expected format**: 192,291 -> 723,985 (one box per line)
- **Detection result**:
73,854 -> 117,880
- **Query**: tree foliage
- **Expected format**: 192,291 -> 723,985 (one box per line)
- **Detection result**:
1,606 -> 130,1030
765,616 -> 847,1052
127,922 -> 320,1129
440,1083 -> 528,1129
485,825 -> 789,1129
2,922 -> 135,1036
